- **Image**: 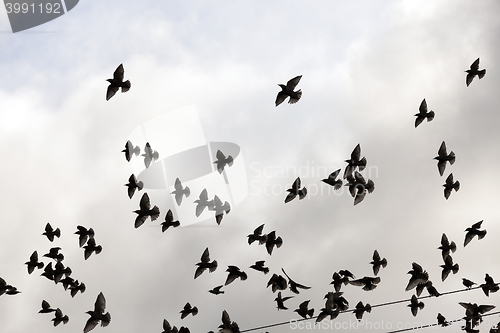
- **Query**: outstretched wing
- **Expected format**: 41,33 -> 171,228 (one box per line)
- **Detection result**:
286,75 -> 302,90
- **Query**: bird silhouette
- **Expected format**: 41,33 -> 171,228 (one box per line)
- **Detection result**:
281,268 -> 311,294
69,280 -> 86,297
321,169 -> 343,189
134,193 -> 160,228
83,292 -> 111,333
425,281 -> 441,297
249,261 -> 269,274
214,150 -> 234,173
0,278 -> 19,296
42,223 -> 60,242
441,255 -> 459,281
370,250 -> 387,276
465,58 -> 486,87
344,144 -> 367,179
161,209 -> 180,232
106,63 -> 130,100
208,285 -> 224,295
125,174 -> 143,199
338,270 -> 355,279
275,75 -> 302,106
39,300 -> 56,314
194,189 -> 215,217
25,250 -> 44,274
345,171 -> 374,205
267,274 -> 288,293
43,247 -> 64,261
194,247 -> 218,279
462,278 -> 476,290
464,220 -> 487,247
265,231 -> 283,255
294,300 -> 314,319
284,177 -> 307,203
330,272 -> 349,292
210,195 -> 231,225
324,291 -> 349,311
162,319 -> 178,333
180,302 -> 198,319
52,308 -> 69,326
349,276 -> 381,291
316,306 -> 340,323
171,178 -> 190,206
438,233 -> 457,260
122,140 -> 140,162
480,274 -> 499,297
53,261 -> 72,283
225,266 -> 247,286
414,99 -> 435,128
437,313 -> 450,327
408,295 -> 424,317
84,238 -> 102,260
60,276 -> 75,291
274,291 -> 294,310
247,224 -> 268,245
434,141 -> 456,176
142,142 -> 159,168
41,262 -> 55,282
353,301 -> 371,321
460,302 -> 495,328
75,225 -> 95,248
218,310 -> 240,333
443,173 -> 460,199
406,262 -> 429,291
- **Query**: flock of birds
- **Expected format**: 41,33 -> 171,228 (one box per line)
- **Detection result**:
0,57 -> 494,333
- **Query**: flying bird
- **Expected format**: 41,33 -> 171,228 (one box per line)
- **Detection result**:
194,189 -> 215,217
122,140 -> 140,162
41,262 -> 55,282
249,261 -> 269,274
349,276 -> 381,291
194,247 -> 218,279
464,220 -> 487,247
460,302 -> 495,327
83,292 -> 111,333
443,173 -> 460,200
324,292 -> 349,311
210,195 -> 231,225
275,75 -> 302,106
225,266 -> 247,286
294,300 -> 314,319
321,169 -> 343,189
161,209 -> 180,232
408,295 -> 424,317
414,99 -> 435,128
52,308 -> 69,326
330,272 -> 349,292
25,250 -> 44,274
370,250 -> 387,276
180,303 -> 198,319
438,233 -> 456,260
43,247 -> 64,261
208,285 -> 224,295
75,225 -> 95,248
247,224 -> 268,245
480,274 -> 499,297
39,300 -> 56,314
437,313 -> 450,327
69,280 -> 86,297
406,262 -> 429,291
125,174 -> 143,199
440,255 -> 459,281
214,150 -> 233,173
106,63 -> 131,100
281,268 -> 311,294
274,292 -> 294,310
267,274 -> 288,293
434,141 -> 455,176
353,301 -> 371,321
219,310 -> 240,333
171,178 -> 190,206
142,142 -> 159,168
265,231 -> 283,255
284,177 -> 307,203
345,171 -> 375,205
162,319 -> 178,333
83,238 -> 102,260
53,261 -> 72,283
465,58 -> 486,87
134,193 -> 160,228
344,144 -> 367,178
42,223 -> 60,242
462,278 -> 476,290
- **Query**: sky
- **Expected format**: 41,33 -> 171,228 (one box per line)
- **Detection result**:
1,0 -> 500,332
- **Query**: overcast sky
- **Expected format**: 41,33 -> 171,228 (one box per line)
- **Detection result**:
1,1 -> 500,332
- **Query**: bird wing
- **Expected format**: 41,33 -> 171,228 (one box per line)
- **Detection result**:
106,85 -> 119,101
94,293 -> 106,313
284,192 -> 296,203
445,173 -> 454,185
437,160 -> 446,176
83,317 -> 99,333
466,73 -> 475,87
30,250 -> 38,262
113,64 -> 125,81
351,144 -> 361,161
441,233 -> 449,247
275,91 -> 288,107
354,191 -> 366,205
419,99 -> 427,113
199,189 -> 208,201
415,115 -> 425,128
286,75 -> 302,89
254,224 -> 265,235
470,58 -> 480,71
139,193 -> 151,210
174,178 -> 183,191
216,150 -> 226,161
471,220 -> 483,229
291,177 -> 301,191
438,141 -> 447,157
464,231 -> 474,247
200,248 -> 210,263
444,187 -> 452,200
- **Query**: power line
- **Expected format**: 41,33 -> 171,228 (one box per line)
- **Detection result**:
239,285 -> 486,333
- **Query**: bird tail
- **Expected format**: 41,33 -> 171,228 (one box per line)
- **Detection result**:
478,230 -> 487,240
263,267 -> 270,274
101,312 -> 111,327
54,228 -> 61,238
358,157 -> 367,171
150,206 -> 160,221
133,146 -> 140,156
428,111 -> 435,121
381,258 -> 387,268
454,181 -> 460,191
122,80 -> 131,92
240,272 -> 248,281
449,152 -> 456,165
365,304 -> 372,313
450,241 -> 457,253
298,188 -> 307,200
478,69 -> 486,79
137,181 -> 144,190
209,261 -> 218,273
185,186 -> 190,197
227,155 -> 234,167
452,264 -> 459,274
276,237 -> 283,248
95,246 -> 102,255
307,309 -> 314,317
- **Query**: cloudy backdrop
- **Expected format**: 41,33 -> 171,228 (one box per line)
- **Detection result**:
1,0 -> 500,332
